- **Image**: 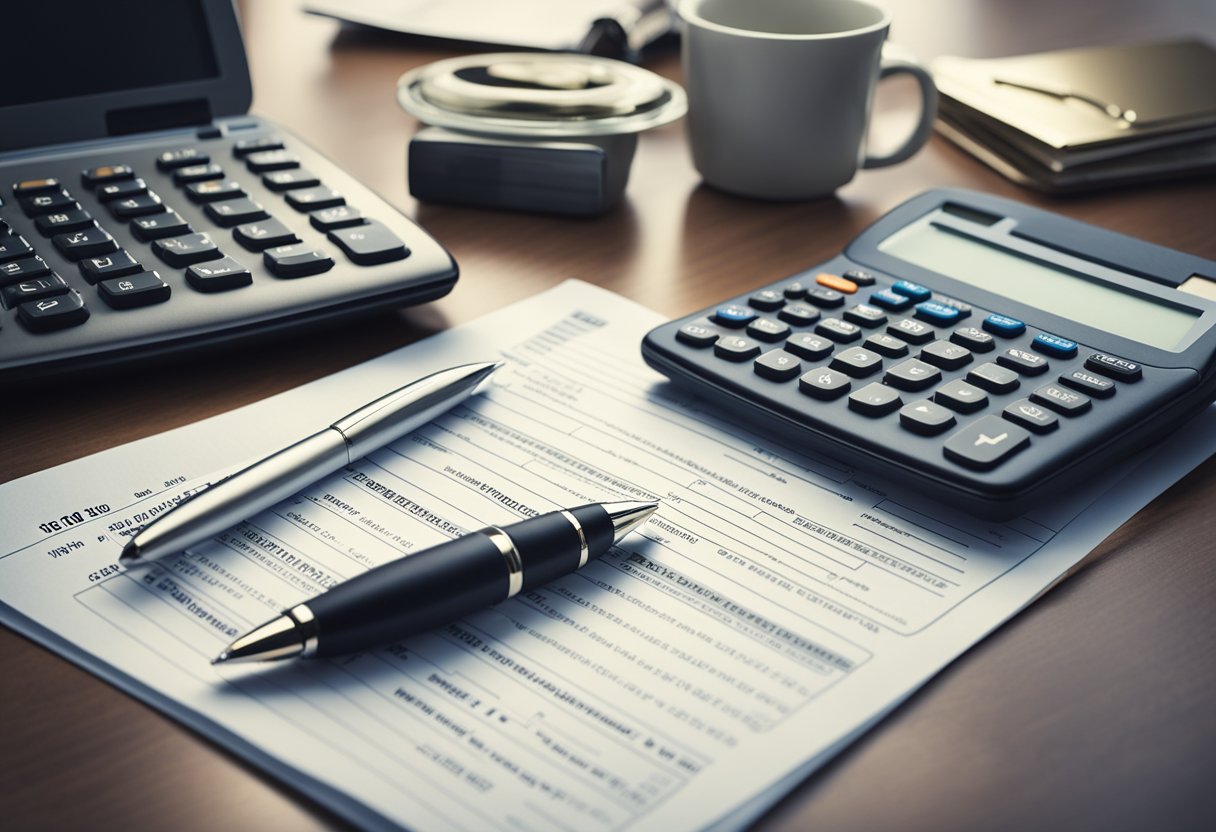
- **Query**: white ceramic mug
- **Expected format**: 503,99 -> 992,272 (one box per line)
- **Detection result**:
679,0 -> 938,199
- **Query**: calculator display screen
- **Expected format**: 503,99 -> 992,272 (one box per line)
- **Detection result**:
0,1 -> 219,108
879,222 -> 1202,352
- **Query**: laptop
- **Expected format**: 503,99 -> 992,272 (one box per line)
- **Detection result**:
0,0 -> 459,385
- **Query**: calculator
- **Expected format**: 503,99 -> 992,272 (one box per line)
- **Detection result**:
642,189 -> 1216,518
0,1 -> 458,386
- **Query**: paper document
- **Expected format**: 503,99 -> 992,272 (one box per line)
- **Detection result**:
2,280 -> 1213,830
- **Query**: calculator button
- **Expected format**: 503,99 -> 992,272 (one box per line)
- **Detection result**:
234,136 -> 285,157
782,281 -> 808,299
1031,332 -> 1078,358
830,347 -> 883,378
1030,384 -> 1091,415
96,178 -> 147,202
53,226 -> 118,260
98,270 -> 171,309
20,189 -> 77,216
79,250 -> 142,283
785,333 -> 833,361
848,382 -> 902,416
35,208 -> 94,236
798,367 -> 851,400
1060,370 -> 1115,398
1002,399 -> 1059,434
309,205 -> 365,231
205,197 -> 269,227
263,244 -> 335,278
888,317 -> 935,344
869,288 -> 914,311
1,273 -> 69,307
186,179 -> 245,203
158,148 -> 209,170
234,217 -> 300,252
748,289 -> 786,310
997,348 -> 1048,375
173,163 -> 225,185
746,317 -> 791,342
287,186 -> 345,211
327,220 -> 409,266
263,168 -> 320,192
982,314 -> 1026,337
714,335 -> 761,361
0,256 -> 51,284
186,256 -> 253,292
154,232 -> 222,267
815,317 -> 861,343
13,178 -> 60,195
943,415 -> 1031,470
914,300 -> 962,326
899,399 -> 956,436
245,150 -> 300,172
131,210 -> 192,241
806,287 -> 845,308
815,273 -> 857,294
777,302 -> 820,327
920,340 -> 972,370
933,296 -> 972,319
754,349 -> 802,381
17,290 -> 89,331
0,233 -> 33,262
865,333 -> 909,358
1085,352 -> 1142,382
951,326 -> 995,352
82,165 -> 134,188
884,358 -> 941,391
891,279 -> 932,301
843,269 -> 877,286
967,362 -> 1020,394
935,379 -> 988,413
843,303 -> 887,328
714,304 -> 756,328
110,193 -> 165,219
676,322 -> 718,348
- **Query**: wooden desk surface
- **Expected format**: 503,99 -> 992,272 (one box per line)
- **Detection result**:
3,2 -> 1215,829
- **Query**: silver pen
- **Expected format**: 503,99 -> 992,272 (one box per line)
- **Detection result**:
119,361 -> 502,565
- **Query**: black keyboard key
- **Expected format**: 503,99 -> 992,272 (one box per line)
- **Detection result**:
843,303 -> 887,328
943,415 -> 1031,470
82,164 -> 135,188
781,281 -> 809,299
98,270 -> 171,309
0,256 -> 51,285
309,205 -> 364,231
233,217 -> 299,251
20,189 -> 77,216
1060,370 -> 1116,398
951,326 -> 995,352
935,378 -> 988,413
263,243 -> 334,278
899,399 -> 956,436
806,287 -> 845,308
849,382 -> 902,416
1085,352 -> 1142,382
1030,383 -> 1092,416
186,256 -> 252,292
326,219 -> 408,265
186,179 -> 245,203
676,322 -> 718,348
888,317 -> 935,344
110,193 -> 165,219
1,272 -> 69,308
287,185 -> 345,211
754,349 -> 801,381
830,347 -> 883,378
919,340 -> 972,370
205,197 -> 268,227
154,232 -> 222,267
746,317 -> 791,342
713,334 -> 761,361
157,148 -> 209,170
0,233 -> 34,262
246,149 -> 299,172
785,332 -> 833,361
173,163 -> 225,185
799,367 -> 851,400
1002,399 -> 1059,434
967,362 -> 1020,394
997,348 -> 1049,375
748,289 -> 786,310
234,136 -> 285,157
884,358 -> 941,391
96,178 -> 147,202
13,177 -> 60,195
53,226 -> 118,260
35,208 -> 94,236
864,333 -> 909,358
776,302 -> 819,327
263,168 -> 320,191
843,268 -> 877,286
131,210 -> 191,241
17,289 -> 89,332
815,317 -> 861,343
79,250 -> 142,283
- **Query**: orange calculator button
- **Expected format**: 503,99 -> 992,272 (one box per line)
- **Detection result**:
816,272 -> 858,294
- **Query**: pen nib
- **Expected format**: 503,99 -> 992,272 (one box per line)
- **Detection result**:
604,500 -> 659,541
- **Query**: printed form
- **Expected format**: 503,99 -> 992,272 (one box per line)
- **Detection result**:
2,280 -> 1213,830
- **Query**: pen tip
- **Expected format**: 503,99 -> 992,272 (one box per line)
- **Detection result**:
211,652 -> 229,665
118,542 -> 140,565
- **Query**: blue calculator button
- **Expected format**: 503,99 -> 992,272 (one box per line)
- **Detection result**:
1031,332 -> 1078,358
714,304 -> 757,328
982,313 -> 1026,337
869,288 -> 914,311
891,280 -> 932,301
914,301 -> 962,325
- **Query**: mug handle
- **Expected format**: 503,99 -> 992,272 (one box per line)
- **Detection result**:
861,57 -> 939,169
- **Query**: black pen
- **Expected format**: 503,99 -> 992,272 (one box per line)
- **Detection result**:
213,500 -> 658,664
